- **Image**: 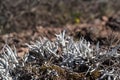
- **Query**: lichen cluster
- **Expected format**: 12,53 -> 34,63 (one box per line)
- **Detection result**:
0,31 -> 120,80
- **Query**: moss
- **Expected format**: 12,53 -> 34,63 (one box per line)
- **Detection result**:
90,70 -> 101,79
68,72 -> 85,80
40,63 -> 66,79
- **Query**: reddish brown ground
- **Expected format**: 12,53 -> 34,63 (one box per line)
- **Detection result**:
0,0 -> 120,57
0,15 -> 120,57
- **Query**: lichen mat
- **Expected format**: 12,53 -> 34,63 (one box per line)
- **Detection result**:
0,31 -> 120,80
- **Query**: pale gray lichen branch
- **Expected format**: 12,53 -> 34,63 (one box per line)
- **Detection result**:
0,31 -> 120,80
26,31 -> 120,79
0,44 -> 19,80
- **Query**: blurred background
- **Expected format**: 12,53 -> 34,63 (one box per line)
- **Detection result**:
0,0 -> 120,33
0,0 -> 120,50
